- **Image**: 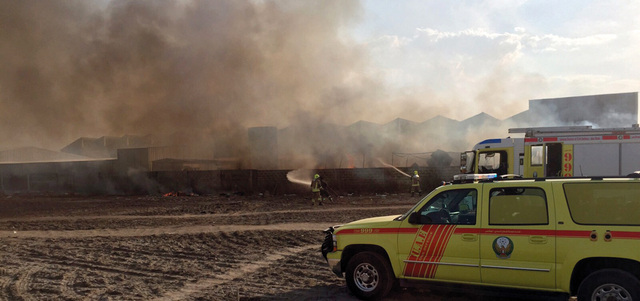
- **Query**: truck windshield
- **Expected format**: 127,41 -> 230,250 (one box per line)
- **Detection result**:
478,151 -> 508,175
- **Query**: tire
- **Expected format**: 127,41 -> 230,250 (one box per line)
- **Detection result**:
577,269 -> 640,301
345,251 -> 394,300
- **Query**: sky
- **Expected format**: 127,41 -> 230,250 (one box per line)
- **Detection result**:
352,0 -> 640,121
1,0 -> 639,151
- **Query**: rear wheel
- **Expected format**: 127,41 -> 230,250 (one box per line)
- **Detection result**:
345,251 -> 394,300
577,269 -> 640,301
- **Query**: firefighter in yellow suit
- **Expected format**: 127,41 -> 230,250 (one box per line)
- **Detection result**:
411,170 -> 421,196
311,174 -> 324,206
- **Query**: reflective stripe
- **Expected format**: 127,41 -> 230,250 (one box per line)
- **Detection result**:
337,227 -> 640,240
403,225 -> 456,278
403,260 -> 477,268
481,265 -> 550,272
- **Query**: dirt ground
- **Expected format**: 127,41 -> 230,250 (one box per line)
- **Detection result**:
0,193 -> 558,301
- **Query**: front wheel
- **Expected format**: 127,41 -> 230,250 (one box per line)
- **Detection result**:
577,269 -> 640,301
345,251 -> 394,300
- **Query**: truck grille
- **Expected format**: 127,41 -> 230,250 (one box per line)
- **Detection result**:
321,227 -> 334,260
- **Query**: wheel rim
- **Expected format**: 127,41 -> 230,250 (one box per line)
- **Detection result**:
353,262 -> 379,292
592,283 -> 632,301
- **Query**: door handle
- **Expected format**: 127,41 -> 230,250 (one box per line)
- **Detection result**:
461,234 -> 478,241
529,235 -> 547,244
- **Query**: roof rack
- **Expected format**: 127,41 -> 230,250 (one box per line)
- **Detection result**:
508,124 -> 640,138
452,174 -> 640,184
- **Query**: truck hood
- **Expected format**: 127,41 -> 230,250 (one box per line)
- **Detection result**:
337,215 -> 400,230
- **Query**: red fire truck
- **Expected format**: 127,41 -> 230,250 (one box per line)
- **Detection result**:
460,124 -> 640,177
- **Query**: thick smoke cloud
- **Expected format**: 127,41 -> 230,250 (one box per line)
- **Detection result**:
0,0 -> 383,154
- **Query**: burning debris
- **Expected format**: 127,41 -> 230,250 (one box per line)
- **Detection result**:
163,191 -> 198,197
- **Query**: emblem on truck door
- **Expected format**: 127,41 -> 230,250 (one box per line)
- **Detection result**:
492,236 -> 514,259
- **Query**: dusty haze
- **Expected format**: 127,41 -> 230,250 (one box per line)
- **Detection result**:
0,0 -> 400,152
4,1 -> 612,170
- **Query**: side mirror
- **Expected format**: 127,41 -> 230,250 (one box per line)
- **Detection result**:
409,212 -> 420,224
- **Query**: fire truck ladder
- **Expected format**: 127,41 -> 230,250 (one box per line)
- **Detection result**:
508,124 -> 640,138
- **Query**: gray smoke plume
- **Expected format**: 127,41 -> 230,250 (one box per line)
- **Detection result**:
0,0 -> 385,156
6,1 -> 624,171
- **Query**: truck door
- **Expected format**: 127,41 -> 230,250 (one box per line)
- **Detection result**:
546,143 -> 563,177
525,143 -> 564,177
398,186 -> 481,283
480,183 -> 556,289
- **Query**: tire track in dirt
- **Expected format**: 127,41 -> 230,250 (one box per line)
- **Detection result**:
0,222 -> 338,239
0,273 -> 13,301
152,244 -> 318,301
0,196 -> 416,300
8,264 -> 39,300
59,269 -> 78,300
25,256 -> 185,281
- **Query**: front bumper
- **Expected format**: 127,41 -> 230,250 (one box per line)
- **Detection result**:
321,226 -> 343,277
327,256 -> 342,277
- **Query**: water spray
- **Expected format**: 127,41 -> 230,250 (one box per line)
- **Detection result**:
377,159 -> 411,178
286,169 -> 312,186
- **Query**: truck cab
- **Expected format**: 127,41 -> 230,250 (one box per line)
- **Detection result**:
461,138 -> 519,176
461,124 -> 640,178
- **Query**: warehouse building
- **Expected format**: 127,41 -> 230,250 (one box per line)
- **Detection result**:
0,92 -> 635,194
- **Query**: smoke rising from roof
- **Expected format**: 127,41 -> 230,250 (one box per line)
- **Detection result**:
0,0 -> 390,152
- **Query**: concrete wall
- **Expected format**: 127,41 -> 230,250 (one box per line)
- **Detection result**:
0,160 -> 119,194
150,166 -> 459,196
0,164 -> 459,196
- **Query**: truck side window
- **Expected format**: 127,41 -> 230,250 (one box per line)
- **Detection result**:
531,145 -> 544,166
417,189 -> 477,225
564,182 -> 640,225
489,187 -> 548,225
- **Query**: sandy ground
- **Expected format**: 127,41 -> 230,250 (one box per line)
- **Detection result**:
0,193 -> 559,301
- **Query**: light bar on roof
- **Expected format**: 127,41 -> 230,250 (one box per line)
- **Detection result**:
453,173 -> 498,182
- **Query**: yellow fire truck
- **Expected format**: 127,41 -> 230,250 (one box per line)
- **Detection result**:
460,124 -> 640,178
